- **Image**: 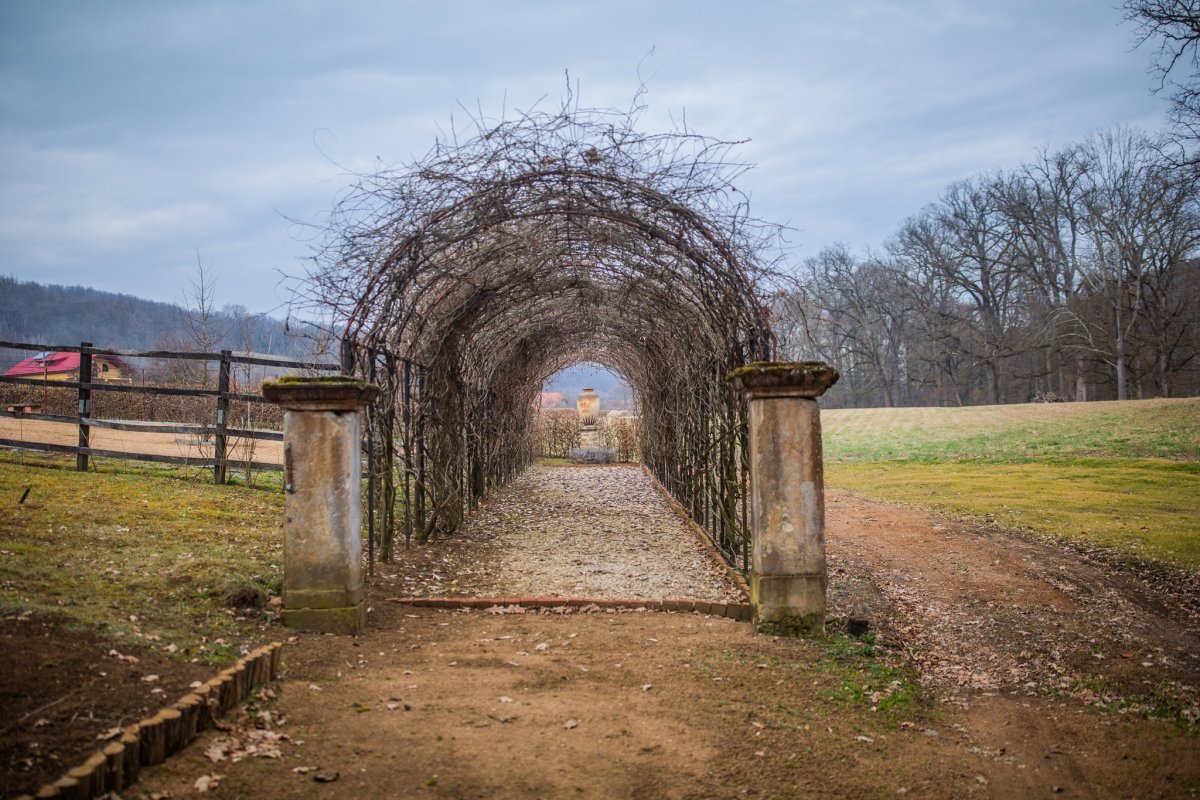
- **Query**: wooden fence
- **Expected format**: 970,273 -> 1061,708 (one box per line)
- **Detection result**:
0,340 -> 340,483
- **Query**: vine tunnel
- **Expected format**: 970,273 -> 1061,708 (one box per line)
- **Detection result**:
304,107 -> 784,570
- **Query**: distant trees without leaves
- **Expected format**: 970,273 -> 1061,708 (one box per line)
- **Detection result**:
778,128 -> 1200,407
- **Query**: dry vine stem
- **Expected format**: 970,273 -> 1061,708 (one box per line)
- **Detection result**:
298,98 -> 785,566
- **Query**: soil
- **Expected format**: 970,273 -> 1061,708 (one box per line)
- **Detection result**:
2,467 -> 1198,799
0,418 -> 282,465
0,613 -> 211,797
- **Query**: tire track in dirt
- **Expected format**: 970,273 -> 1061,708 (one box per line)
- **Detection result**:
827,490 -> 1200,717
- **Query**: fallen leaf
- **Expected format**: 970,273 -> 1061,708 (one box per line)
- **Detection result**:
194,773 -> 222,792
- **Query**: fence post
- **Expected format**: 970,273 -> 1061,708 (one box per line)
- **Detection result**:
213,350 -> 231,485
76,342 -> 93,472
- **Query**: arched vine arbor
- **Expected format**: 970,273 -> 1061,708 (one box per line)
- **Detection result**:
302,104 -> 785,569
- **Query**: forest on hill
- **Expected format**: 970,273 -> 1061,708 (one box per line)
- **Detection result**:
0,275 -> 318,366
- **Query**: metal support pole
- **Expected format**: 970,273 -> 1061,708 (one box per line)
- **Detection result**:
76,342 -> 92,472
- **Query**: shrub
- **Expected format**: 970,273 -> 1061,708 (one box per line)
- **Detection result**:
533,409 -> 581,458
595,415 -> 642,462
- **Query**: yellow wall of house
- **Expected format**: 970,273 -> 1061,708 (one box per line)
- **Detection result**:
32,357 -> 126,382
94,359 -> 125,382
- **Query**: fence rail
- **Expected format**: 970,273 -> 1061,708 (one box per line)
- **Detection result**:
1,337 -> 424,580
0,339 -> 339,481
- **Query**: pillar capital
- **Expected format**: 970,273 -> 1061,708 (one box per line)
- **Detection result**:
262,377 -> 379,412
727,361 -> 839,400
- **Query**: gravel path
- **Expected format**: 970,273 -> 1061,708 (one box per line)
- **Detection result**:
377,464 -> 743,602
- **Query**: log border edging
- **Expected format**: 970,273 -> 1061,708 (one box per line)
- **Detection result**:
388,596 -> 754,622
19,642 -> 284,800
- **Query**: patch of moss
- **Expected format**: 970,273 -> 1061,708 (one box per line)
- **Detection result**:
270,375 -> 372,386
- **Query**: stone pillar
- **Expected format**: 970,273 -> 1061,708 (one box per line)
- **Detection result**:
262,378 -> 379,635
729,362 -> 839,636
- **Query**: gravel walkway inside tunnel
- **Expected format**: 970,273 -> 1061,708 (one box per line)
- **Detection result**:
375,464 -> 744,602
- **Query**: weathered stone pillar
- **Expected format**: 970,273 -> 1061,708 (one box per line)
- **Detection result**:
729,362 -> 839,636
262,378 -> 379,635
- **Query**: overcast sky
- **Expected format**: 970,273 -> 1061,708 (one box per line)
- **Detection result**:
0,0 -> 1168,318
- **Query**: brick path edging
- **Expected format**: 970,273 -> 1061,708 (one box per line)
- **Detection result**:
19,642 -> 285,800
390,596 -> 754,621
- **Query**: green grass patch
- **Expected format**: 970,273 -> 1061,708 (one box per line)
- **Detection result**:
0,451 -> 284,662
822,399 -> 1200,570
826,458 -> 1200,569
823,398 -> 1200,462
694,636 -> 920,725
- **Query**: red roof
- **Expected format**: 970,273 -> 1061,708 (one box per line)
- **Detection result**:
4,351 -> 129,377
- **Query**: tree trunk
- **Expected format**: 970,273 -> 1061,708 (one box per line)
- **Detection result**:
987,360 -> 1002,405
1114,292 -> 1128,401
1158,332 -> 1171,398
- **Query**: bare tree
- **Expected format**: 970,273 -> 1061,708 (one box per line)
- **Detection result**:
179,256 -> 229,384
1078,129 -> 1199,399
799,245 -> 914,407
1124,0 -> 1200,163
997,146 -> 1092,399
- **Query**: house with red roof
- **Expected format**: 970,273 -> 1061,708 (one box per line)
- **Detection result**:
4,351 -> 132,383
538,391 -> 568,409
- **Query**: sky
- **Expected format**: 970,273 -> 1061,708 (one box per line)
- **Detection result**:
0,0 -> 1169,319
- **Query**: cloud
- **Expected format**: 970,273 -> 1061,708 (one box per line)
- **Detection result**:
0,0 -> 1172,312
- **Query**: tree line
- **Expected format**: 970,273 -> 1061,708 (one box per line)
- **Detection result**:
0,275 -> 313,365
776,128 -> 1200,407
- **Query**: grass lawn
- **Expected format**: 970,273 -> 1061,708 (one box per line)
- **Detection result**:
0,452 -> 283,662
823,398 -> 1200,569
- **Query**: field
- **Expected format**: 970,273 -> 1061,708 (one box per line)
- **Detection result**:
0,451 -> 284,658
2,401 -> 1199,798
823,398 -> 1200,568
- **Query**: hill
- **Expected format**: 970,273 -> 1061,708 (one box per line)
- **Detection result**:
0,275 -> 316,371
543,362 -> 635,409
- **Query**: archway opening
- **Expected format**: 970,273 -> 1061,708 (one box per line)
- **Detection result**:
299,102 -> 784,569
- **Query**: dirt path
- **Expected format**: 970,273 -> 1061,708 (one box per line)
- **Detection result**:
0,418 -> 282,464
7,465 -> 1198,798
826,491 -> 1200,704
123,470 -> 1200,800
